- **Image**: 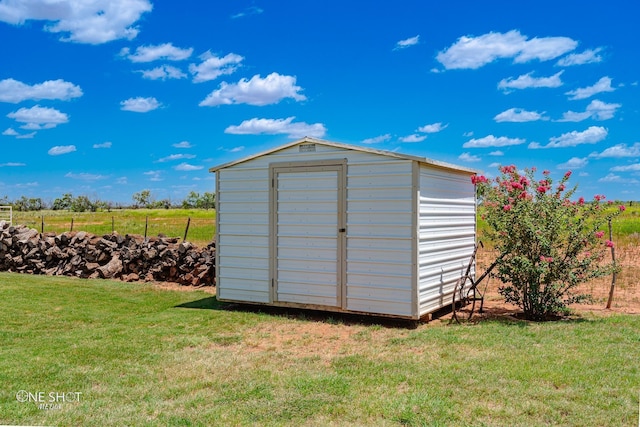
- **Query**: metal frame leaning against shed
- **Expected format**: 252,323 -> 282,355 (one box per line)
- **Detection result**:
209,137 -> 479,320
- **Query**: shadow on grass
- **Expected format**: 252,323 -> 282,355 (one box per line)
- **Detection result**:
175,296 -> 228,310
175,297 -> 421,328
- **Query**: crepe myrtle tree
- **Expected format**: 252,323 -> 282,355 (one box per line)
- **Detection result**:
473,166 -> 624,320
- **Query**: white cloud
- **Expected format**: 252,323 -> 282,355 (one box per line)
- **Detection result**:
158,154 -> 196,162
200,73 -> 306,106
399,134 -> 427,143
489,150 -> 504,156
7,105 -> 69,129
174,163 -> 203,171
121,43 -> 192,62
558,100 -> 621,122
498,71 -> 563,91
557,157 -> 588,169
0,78 -> 82,103
2,128 -> 18,136
48,145 -> 76,156
598,173 -> 640,184
144,170 -> 163,181
225,117 -> 326,139
530,126 -> 608,149
362,134 -> 391,144
16,131 -> 36,139
231,6 -> 263,19
228,146 -> 244,153
463,135 -> 526,148
138,65 -> 186,80
0,162 -> 25,167
459,152 -> 481,162
556,48 -> 604,66
417,122 -> 448,133
15,181 -> 38,188
65,172 -> 108,181
436,30 -> 577,70
494,108 -> 548,122
590,143 -> 640,159
116,177 -> 128,185
189,52 -> 243,83
93,141 -> 112,149
565,76 -> 615,100
173,141 -> 193,148
610,163 -> 640,172
120,97 -> 161,112
0,0 -> 153,44
394,35 -> 419,50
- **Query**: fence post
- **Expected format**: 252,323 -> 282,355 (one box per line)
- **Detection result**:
605,219 -> 617,309
183,217 -> 191,242
70,218 -> 74,232
41,215 -> 44,233
144,216 -> 149,240
112,216 -> 115,234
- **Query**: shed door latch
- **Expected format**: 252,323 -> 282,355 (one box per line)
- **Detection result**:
339,228 -> 346,233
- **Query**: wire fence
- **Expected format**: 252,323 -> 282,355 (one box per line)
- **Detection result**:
0,206 -> 12,225
14,211 -> 216,247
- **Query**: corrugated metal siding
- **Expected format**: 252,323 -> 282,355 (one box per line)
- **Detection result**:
418,166 -> 476,316
216,143 -> 414,317
345,159 -> 413,316
217,166 -> 270,303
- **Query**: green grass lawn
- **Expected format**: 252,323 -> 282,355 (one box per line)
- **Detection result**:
13,209 -> 216,247
1,272 -> 638,426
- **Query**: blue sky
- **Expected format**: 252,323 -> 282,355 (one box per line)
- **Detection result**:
1,0 -> 639,204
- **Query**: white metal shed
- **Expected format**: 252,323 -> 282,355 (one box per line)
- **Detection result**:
209,137 -> 477,320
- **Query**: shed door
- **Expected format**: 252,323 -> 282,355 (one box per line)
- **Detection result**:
271,163 -> 346,308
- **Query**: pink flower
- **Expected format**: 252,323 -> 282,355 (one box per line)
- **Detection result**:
543,170 -> 550,175
471,175 -> 488,185
594,194 -> 606,201
557,184 -> 565,192
619,205 -> 626,212
578,197 -> 585,206
537,186 -> 547,193
518,191 -> 528,199
503,204 -> 512,212
539,256 -> 553,263
595,231 -> 605,239
605,240 -> 614,248
564,171 -> 572,179
500,165 -> 516,174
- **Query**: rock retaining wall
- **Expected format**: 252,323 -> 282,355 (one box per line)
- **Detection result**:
0,221 -> 215,286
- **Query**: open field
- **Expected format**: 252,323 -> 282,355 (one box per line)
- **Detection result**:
1,272 -> 639,426
477,203 -> 640,244
12,209 -> 216,248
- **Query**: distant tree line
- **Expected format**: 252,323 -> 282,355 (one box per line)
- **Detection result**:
0,190 -> 216,212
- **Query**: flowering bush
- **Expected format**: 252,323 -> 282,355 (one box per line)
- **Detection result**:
474,166 -> 623,320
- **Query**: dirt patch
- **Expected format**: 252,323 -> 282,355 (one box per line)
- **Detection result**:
239,321 -> 359,362
462,241 -> 640,320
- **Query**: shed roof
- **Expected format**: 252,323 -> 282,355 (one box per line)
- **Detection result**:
209,137 -> 479,174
